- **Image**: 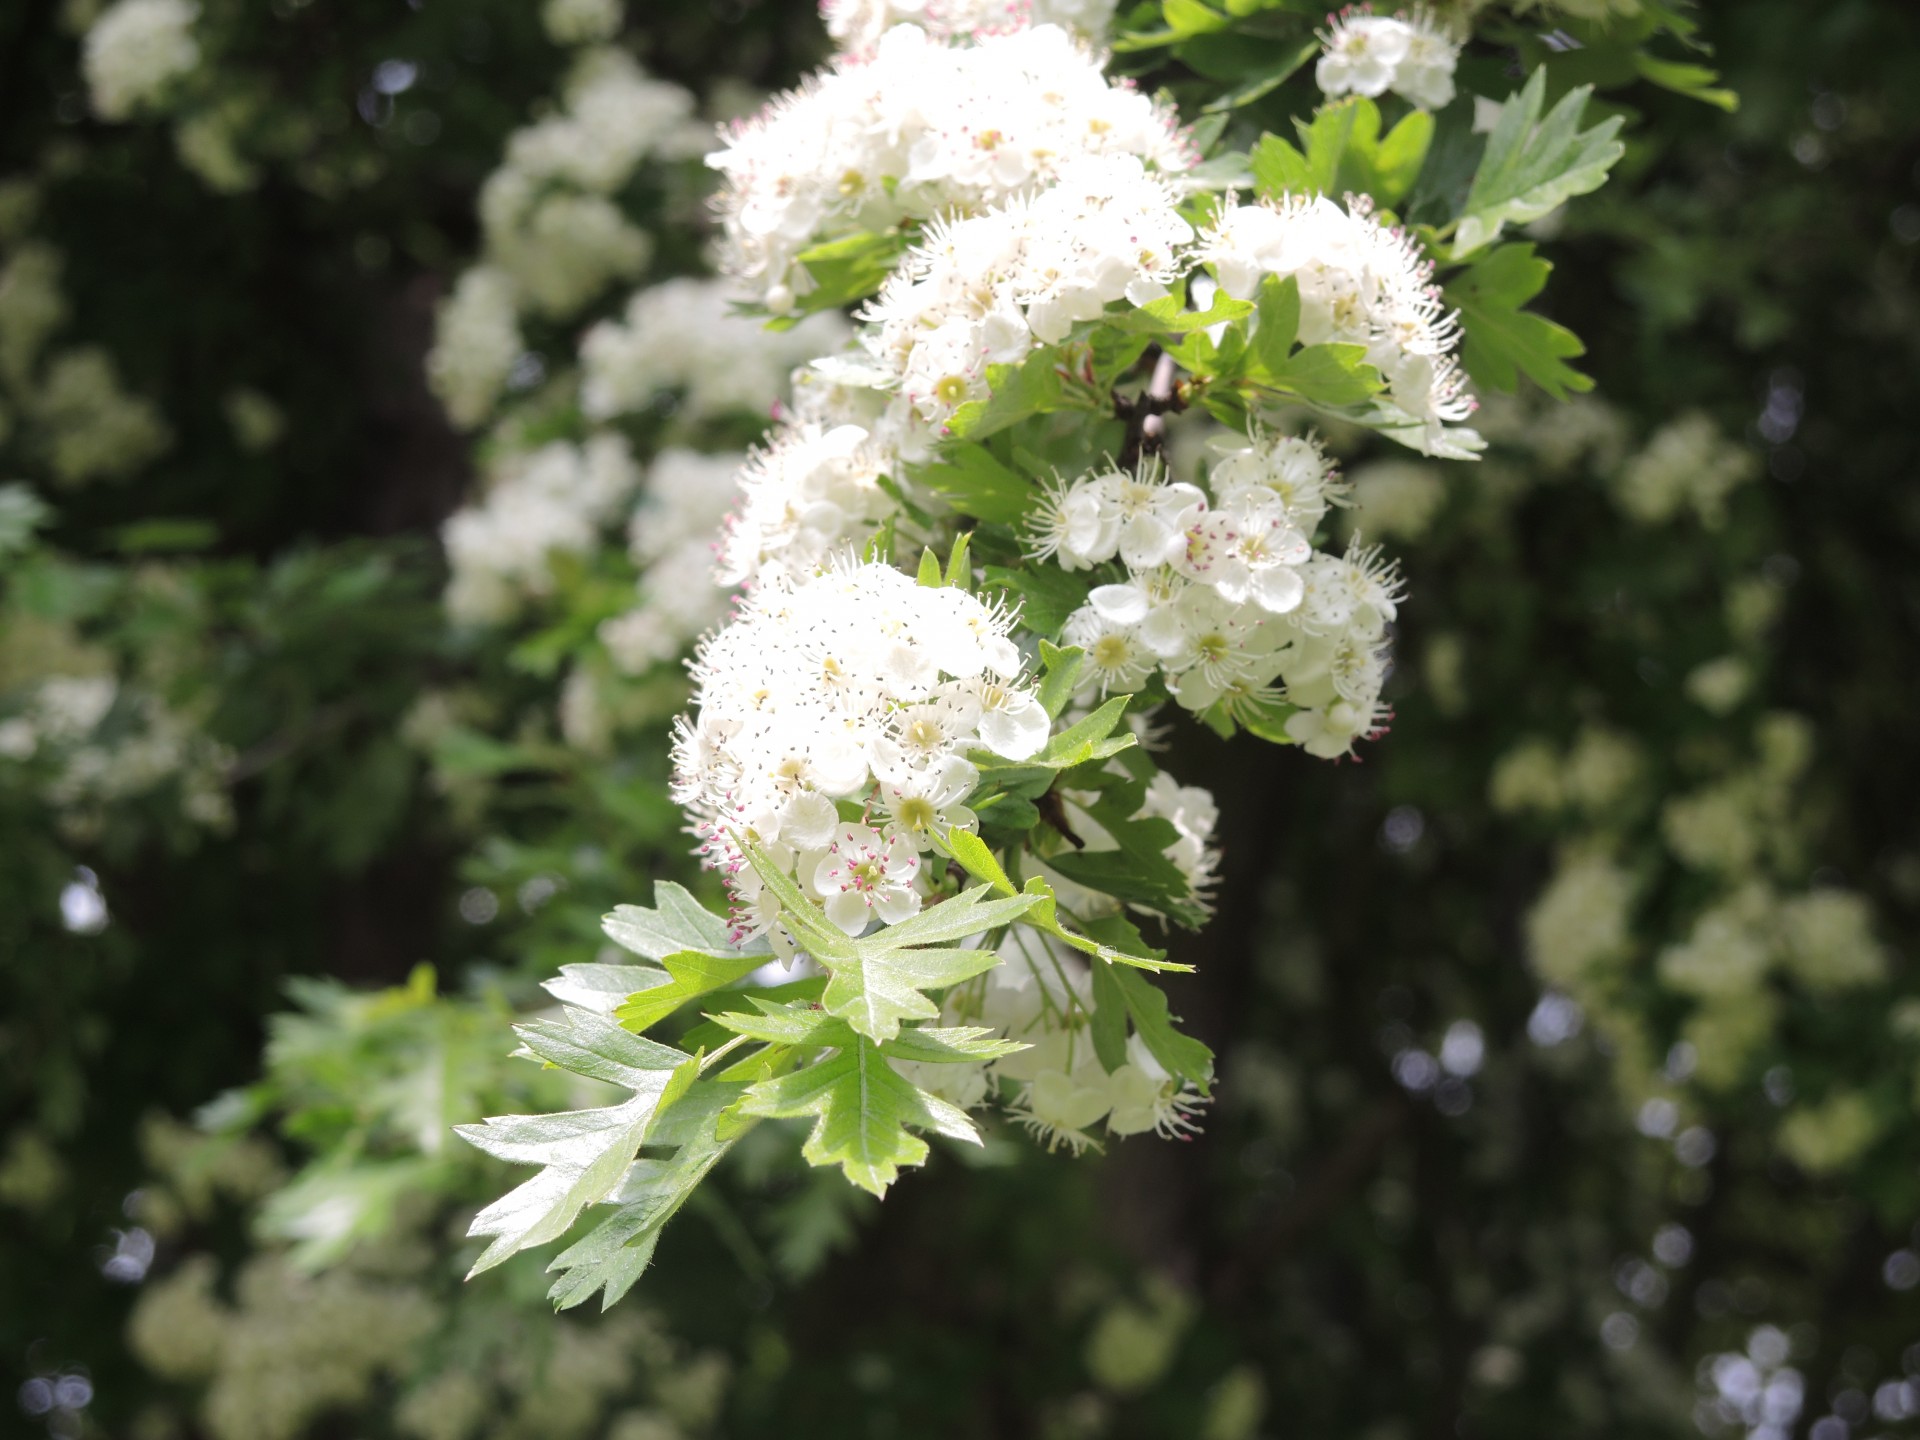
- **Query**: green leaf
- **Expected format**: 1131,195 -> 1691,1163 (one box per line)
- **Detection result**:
1251,132 -> 1313,199
614,950 -> 770,1034
1247,274 -> 1301,379
984,564 -> 1094,639
1031,694 -> 1134,770
1263,343 -> 1385,407
1089,955 -> 1130,1072
743,844 -> 1040,1043
1445,242 -> 1593,399
945,349 -> 1067,441
1018,876 -> 1196,973
916,545 -> 943,587
938,827 -> 1018,897
601,882 -> 747,964
543,963 -> 675,1016
711,999 -> 1025,1062
1036,642 -> 1087,721
1452,69 -> 1625,258
1634,52 -> 1738,112
1106,963 -> 1215,1093
1107,291 -> 1254,337
455,1010 -> 691,1277
1163,0 -> 1231,36
543,1082 -> 745,1310
1370,109 -> 1436,206
788,229 -> 909,315
945,530 -> 973,589
1201,37 -> 1319,114
913,444 -> 1033,525
740,1038 -> 980,1196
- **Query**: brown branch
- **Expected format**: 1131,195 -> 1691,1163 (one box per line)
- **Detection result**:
1116,348 -> 1184,470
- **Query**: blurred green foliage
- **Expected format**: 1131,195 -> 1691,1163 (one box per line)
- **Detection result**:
3,1 -> 1919,1438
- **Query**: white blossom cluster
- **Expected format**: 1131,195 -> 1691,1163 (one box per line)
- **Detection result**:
426,268 -> 522,431
33,347 -> 174,486
442,436 -> 641,625
542,0 -> 624,45
821,0 -> 1121,51
579,278 -> 851,423
1202,194 -> 1479,456
1036,433 -> 1402,757
715,421 -> 896,591
897,933 -> 1204,1154
859,153 -> 1192,426
707,23 -> 1194,309
0,674 -> 233,835
598,449 -> 745,674
1315,6 -> 1462,111
83,0 -> 201,122
671,559 -> 1047,938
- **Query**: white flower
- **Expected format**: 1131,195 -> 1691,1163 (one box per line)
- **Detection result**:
878,756 -> 980,850
716,422 -> 895,591
823,0 -> 1122,52
857,154 -> 1193,426
1315,12 -> 1411,99
599,449 -> 746,674
427,267 -> 522,430
672,558 -> 1044,933
1316,8 -> 1461,111
85,0 -> 200,121
809,823 -> 925,933
580,278 -> 851,422
543,0 -> 623,45
442,436 -> 641,625
1104,1037 -> 1204,1137
709,24 -> 1193,305
1201,195 -> 1478,455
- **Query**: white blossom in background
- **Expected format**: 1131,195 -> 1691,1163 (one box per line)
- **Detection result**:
859,153 -> 1192,427
708,23 -> 1194,308
821,0 -> 1121,51
671,558 -> 1045,939
442,436 -> 641,625
1203,194 -> 1479,456
1613,411 -> 1757,528
715,421 -> 896,591
542,0 -> 623,45
485,193 -> 652,321
598,448 -> 744,674
1315,7 -> 1462,111
0,242 -> 69,387
83,0 -> 201,121
2,675 -> 234,834
33,348 -> 173,485
470,50 -> 704,320
426,268 -> 522,431
580,278 -> 851,422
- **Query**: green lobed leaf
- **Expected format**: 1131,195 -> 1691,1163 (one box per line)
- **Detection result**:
1104,961 -> 1215,1093
739,1038 -> 980,1196
1017,875 -> 1195,973
710,999 -> 1025,1062
786,229 -> 910,317
454,1012 -> 692,1277
543,1082 -> 745,1310
1445,242 -> 1593,399
1451,69 -> 1625,258
984,565 -> 1094,640
614,950 -> 770,1034
1036,642 -> 1088,721
912,444 -> 1033,526
742,843 -> 1040,1043
944,349 -> 1067,441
